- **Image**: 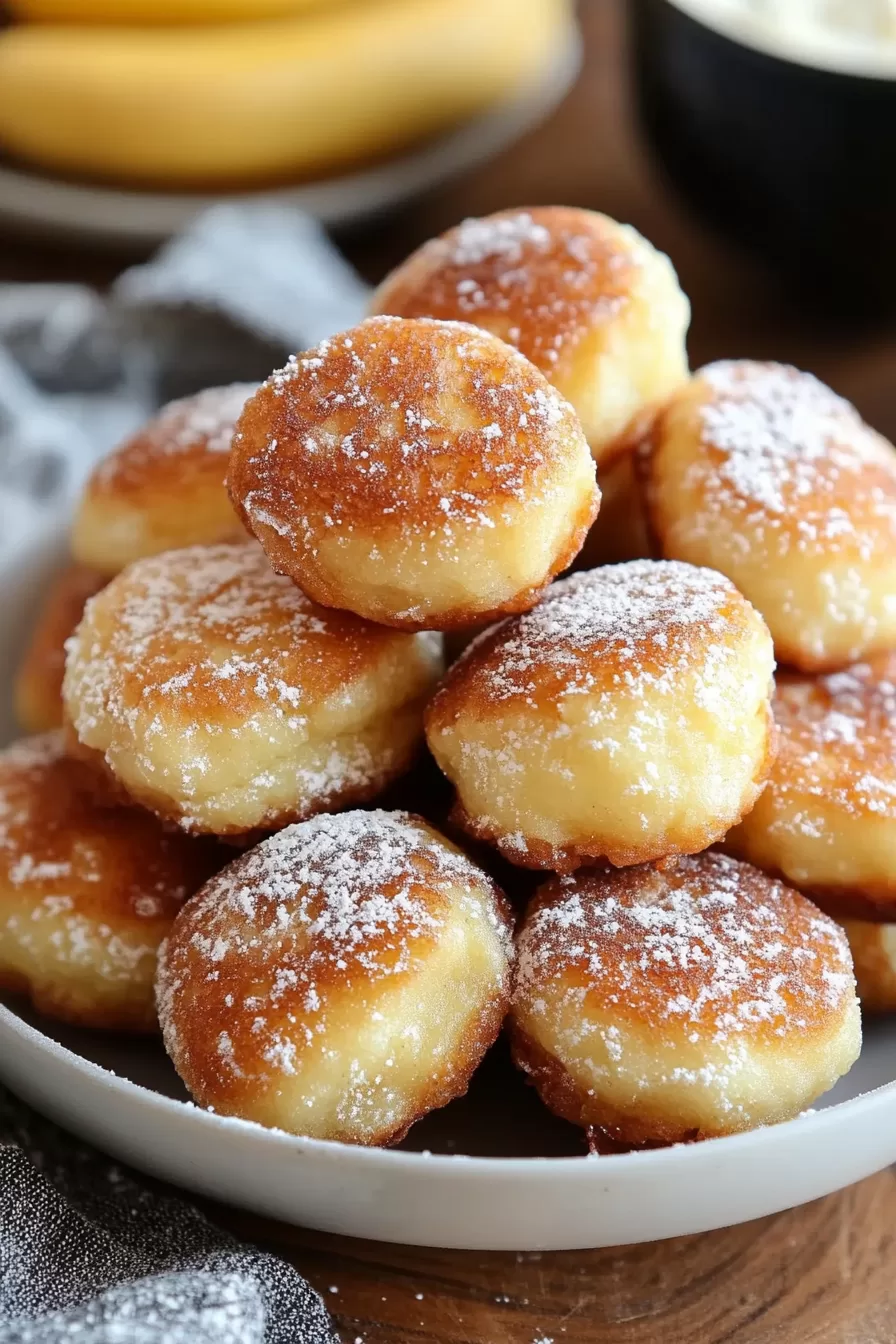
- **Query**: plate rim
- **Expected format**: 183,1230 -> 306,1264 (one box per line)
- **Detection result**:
0,29 -> 582,244
3,998 -> 894,1180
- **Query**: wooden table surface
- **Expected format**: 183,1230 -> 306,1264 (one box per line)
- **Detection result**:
3,2 -> 896,1340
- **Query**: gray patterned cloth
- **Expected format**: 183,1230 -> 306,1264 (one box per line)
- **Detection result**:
0,1087 -> 337,1344
0,205 -> 368,1341
0,203 -> 369,547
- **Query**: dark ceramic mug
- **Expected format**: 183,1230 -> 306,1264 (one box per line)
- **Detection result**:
629,0 -> 896,317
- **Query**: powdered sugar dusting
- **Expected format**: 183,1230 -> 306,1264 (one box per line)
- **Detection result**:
175,810 -> 490,962
377,208 -> 644,375
67,544 -> 327,733
694,361 -> 896,555
157,810 -> 510,1096
0,732 -> 210,1010
454,561 -> 744,708
0,734 -> 75,894
97,383 -> 258,484
237,316 -> 581,564
768,659 -> 896,825
515,853 -> 855,1105
64,543 -> 439,831
429,561 -> 773,871
444,212 -> 552,266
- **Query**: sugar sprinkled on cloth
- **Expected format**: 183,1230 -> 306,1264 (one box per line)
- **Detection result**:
0,1086 -> 336,1343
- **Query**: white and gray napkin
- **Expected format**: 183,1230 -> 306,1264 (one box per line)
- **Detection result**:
0,204 -> 372,1342
0,1086 -> 337,1344
0,204 -> 370,558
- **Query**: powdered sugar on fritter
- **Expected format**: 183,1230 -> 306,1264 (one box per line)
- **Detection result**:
96,383 -> 257,485
64,543 -> 440,831
696,361 -> 896,554
453,561 -> 741,707
443,213 -> 552,267
768,658 -> 896,825
378,209 -> 644,374
156,811 -> 511,1114
514,853 -> 855,1109
243,316 -> 580,541
0,732 -> 208,1007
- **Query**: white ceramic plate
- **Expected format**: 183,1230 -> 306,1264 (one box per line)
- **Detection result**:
1,514 -> 895,1251
0,34 -> 580,247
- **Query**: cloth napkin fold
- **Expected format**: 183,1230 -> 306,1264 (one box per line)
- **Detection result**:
0,204 -> 372,1342
0,1087 -> 338,1344
0,203 -> 370,539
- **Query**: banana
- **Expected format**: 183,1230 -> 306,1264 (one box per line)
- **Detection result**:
6,0 -> 331,23
0,0 -> 572,186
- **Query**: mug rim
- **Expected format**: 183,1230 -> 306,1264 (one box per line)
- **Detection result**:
664,0 -> 896,82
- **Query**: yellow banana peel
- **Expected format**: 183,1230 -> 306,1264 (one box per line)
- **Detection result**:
0,0 -> 572,186
6,0 -> 333,22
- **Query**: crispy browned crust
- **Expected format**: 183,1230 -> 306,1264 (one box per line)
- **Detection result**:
177,971 -> 512,1149
64,544 -> 441,835
228,315 -> 598,630
72,545 -> 437,732
0,737 -> 220,920
725,655 -> 896,917
160,816 -> 514,1145
774,657 -> 896,826
509,1023 -> 706,1148
373,970 -> 512,1148
371,206 -> 640,383
522,857 -> 852,1043
510,855 -> 855,1143
427,564 -> 778,872
719,846 -> 896,923
274,477 -> 596,634
14,564 -> 106,735
428,566 -> 770,719
85,387 -> 254,502
840,920 -> 896,1014
0,734 -> 222,1030
642,363 -> 896,563
639,364 -> 896,672
71,385 -> 254,574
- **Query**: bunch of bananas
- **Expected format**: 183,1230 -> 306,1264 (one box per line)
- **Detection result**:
0,0 -> 572,187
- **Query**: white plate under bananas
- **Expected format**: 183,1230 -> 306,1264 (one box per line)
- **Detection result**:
0,0 -> 579,242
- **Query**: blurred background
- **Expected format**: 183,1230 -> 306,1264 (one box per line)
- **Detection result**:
0,0 -> 894,440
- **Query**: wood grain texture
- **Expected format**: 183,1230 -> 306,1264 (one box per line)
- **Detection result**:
3,2 -> 896,1338
211,1170 -> 896,1343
